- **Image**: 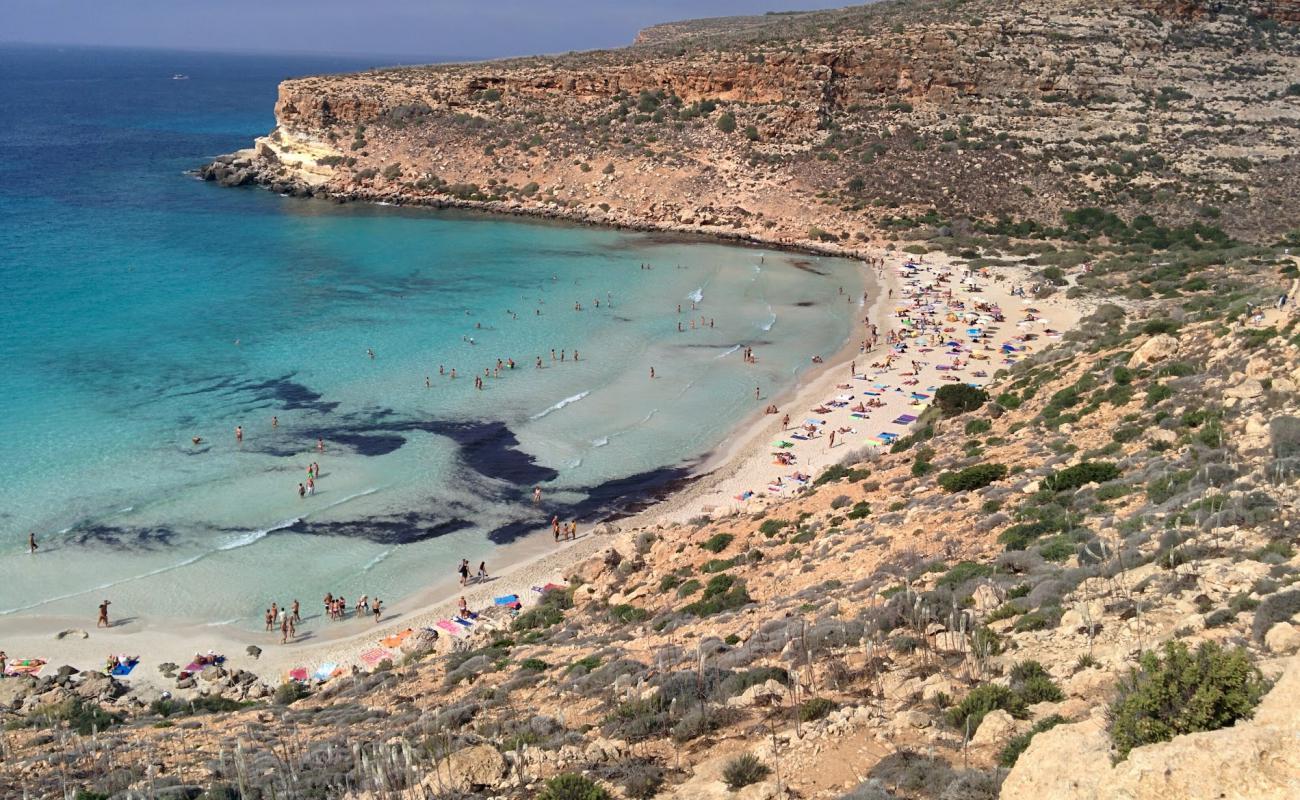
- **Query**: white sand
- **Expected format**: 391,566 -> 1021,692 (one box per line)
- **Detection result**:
1,249 -> 1083,692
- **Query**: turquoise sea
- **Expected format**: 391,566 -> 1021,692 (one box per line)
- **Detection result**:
0,45 -> 865,626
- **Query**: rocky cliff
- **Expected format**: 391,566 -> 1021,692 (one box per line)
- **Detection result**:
203,0 -> 1300,248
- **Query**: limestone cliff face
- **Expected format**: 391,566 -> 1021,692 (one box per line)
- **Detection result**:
205,0 -> 1300,246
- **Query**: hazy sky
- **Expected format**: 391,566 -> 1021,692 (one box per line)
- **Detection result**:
4,1 -> 846,61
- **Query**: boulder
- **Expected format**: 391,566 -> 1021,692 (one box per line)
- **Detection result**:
970,709 -> 1019,747
1002,655 -> 1300,800
1264,622 -> 1300,655
432,743 -> 507,793
0,677 -> 35,710
1127,334 -> 1177,368
972,583 -> 1006,614
399,629 -> 439,658
726,679 -> 786,708
200,665 -> 227,682
73,671 -> 122,702
1226,379 -> 1264,400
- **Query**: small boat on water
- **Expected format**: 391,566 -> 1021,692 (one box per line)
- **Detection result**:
172,74 -> 189,80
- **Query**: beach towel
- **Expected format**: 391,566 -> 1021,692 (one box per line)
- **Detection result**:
851,413 -> 870,419
360,648 -> 389,667
289,667 -> 309,682
380,629 -> 413,649
894,413 -> 919,424
313,662 -> 338,681
436,619 -> 463,635
734,490 -> 754,501
789,433 -> 810,441
6,658 -> 46,676
454,617 -> 473,627
494,594 -> 520,606
772,440 -> 793,448
110,658 -> 139,677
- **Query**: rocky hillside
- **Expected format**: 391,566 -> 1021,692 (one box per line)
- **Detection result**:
204,0 -> 1299,248
4,235 -> 1300,796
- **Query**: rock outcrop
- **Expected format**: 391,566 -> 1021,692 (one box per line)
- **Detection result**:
1002,655 -> 1300,800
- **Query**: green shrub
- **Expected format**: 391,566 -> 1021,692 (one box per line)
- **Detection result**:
938,463 -> 1007,492
519,657 -> 548,672
514,587 -> 574,631
935,384 -> 989,417
609,604 -> 649,624
936,561 -> 994,589
25,698 -> 122,735
965,418 -> 992,435
682,574 -> 753,617
947,684 -> 1025,735
1038,536 -> 1076,562
1010,661 -> 1065,703
758,518 -> 790,536
273,681 -> 308,706
799,697 -> 836,722
1042,461 -> 1121,492
700,533 -> 734,553
998,715 -> 1067,767
722,754 -> 771,790
1014,607 -> 1061,632
676,579 -> 703,597
846,501 -> 871,519
717,112 -> 737,133
1108,641 -> 1268,759
537,773 -> 611,800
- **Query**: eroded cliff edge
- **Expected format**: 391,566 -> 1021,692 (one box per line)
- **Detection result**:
202,0 -> 1300,250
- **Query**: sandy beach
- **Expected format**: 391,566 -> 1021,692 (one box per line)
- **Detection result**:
0,248 -> 1081,693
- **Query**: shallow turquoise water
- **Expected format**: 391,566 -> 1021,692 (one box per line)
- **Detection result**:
0,45 -> 865,625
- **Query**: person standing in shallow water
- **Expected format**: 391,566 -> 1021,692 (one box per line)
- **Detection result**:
28,532 -> 37,554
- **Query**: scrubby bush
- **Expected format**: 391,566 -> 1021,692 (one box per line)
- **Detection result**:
23,697 -> 122,735
938,463 -> 1007,492
936,560 -> 994,589
935,384 -> 989,417
759,518 -> 790,536
1252,589 -> 1300,642
682,574 -> 753,617
701,533 -> 734,553
1108,641 -> 1268,759
514,587 -> 574,631
1042,461 -> 1121,492
800,697 -> 836,722
947,684 -> 1025,735
1009,661 -> 1064,703
536,773 -> 611,800
273,681 -> 308,706
722,754 -> 771,790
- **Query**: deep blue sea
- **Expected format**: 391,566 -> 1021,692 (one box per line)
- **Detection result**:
0,45 -> 865,626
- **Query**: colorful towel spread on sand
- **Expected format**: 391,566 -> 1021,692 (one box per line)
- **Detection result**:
360,648 -> 389,666
494,594 -> 520,606
454,617 -> 473,627
6,658 -> 46,676
893,414 -> 919,424
313,663 -> 339,681
436,619 -> 463,635
110,658 -> 139,677
289,667 -> 309,682
772,441 -> 793,448
380,629 -> 413,649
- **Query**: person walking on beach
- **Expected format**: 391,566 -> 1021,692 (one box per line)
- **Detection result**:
291,599 -> 300,624
265,608 -> 274,631
280,616 -> 290,644
372,598 -> 383,623
0,651 -> 7,678
650,367 -> 656,379
317,438 -> 325,453
97,599 -> 111,628
458,560 -> 469,586
552,516 -> 561,542
478,561 -> 488,581
28,532 -> 37,554
755,386 -> 761,400
306,476 -> 315,495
